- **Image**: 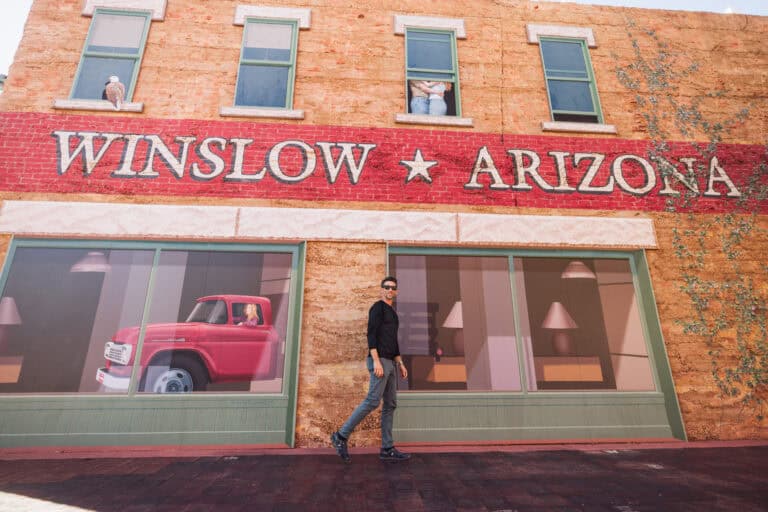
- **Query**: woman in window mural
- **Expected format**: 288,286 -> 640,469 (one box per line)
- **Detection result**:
409,80 -> 450,116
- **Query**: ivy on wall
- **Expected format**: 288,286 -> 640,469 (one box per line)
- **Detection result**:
614,20 -> 768,427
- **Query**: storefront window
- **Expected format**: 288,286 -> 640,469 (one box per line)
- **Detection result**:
390,254 -> 520,391
390,251 -> 656,393
137,250 -> 292,394
0,244 -> 295,395
0,247 -> 153,393
516,257 -> 655,391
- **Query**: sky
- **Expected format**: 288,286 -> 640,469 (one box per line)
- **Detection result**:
0,0 -> 766,76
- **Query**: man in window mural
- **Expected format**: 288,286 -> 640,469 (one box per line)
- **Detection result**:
331,276 -> 411,463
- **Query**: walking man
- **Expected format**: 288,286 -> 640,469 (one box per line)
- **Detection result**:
331,276 -> 411,462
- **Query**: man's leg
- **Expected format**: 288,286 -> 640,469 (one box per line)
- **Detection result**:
332,358 -> 388,461
379,360 -> 397,449
379,360 -> 411,461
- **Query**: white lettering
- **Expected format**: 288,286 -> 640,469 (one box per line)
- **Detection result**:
266,140 -> 317,183
575,153 -> 613,193
316,142 -> 376,184
508,149 -> 552,191
704,156 -> 741,197
465,146 -> 510,189
548,151 -> 576,192
138,135 -> 196,179
52,131 -> 123,176
612,154 -> 656,195
191,137 -> 227,181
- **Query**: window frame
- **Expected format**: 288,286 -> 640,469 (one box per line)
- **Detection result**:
404,27 -> 462,117
387,246 -> 662,395
69,7 -> 152,102
233,16 -> 300,110
537,36 -> 604,124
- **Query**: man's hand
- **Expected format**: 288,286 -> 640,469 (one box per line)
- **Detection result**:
398,362 -> 408,379
373,360 -> 384,378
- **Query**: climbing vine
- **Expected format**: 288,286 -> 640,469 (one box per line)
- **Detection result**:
614,20 -> 768,426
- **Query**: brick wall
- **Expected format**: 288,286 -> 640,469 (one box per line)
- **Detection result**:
1,0 -> 765,144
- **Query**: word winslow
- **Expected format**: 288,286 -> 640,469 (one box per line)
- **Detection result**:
51,130 -> 743,198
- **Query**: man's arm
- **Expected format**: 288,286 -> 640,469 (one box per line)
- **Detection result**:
368,303 -> 384,377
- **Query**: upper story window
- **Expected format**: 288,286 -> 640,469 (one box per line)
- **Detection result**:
220,5 -> 310,119
406,29 -> 460,117
539,37 -> 602,123
236,18 -> 298,108
71,9 -> 151,102
526,24 -> 616,135
394,15 -> 472,127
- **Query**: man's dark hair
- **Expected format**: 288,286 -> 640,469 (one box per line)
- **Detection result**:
381,276 -> 397,287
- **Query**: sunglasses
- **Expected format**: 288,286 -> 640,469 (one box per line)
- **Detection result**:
382,285 -> 398,291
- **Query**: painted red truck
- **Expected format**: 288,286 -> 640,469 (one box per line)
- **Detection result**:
96,295 -> 280,393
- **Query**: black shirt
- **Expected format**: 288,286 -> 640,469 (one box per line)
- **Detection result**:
367,300 -> 400,360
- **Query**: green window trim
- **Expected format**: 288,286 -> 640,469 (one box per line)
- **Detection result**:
386,246 -> 686,441
234,17 -> 299,109
538,36 -> 604,124
405,27 -> 462,117
70,8 -> 152,102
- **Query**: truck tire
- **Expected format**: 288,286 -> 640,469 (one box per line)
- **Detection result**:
143,354 -> 209,393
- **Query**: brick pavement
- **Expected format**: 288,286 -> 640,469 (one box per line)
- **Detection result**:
0,444 -> 767,511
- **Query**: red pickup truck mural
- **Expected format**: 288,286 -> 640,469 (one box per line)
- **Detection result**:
96,295 -> 280,393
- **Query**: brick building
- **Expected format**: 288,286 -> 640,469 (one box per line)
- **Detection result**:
0,0 -> 765,449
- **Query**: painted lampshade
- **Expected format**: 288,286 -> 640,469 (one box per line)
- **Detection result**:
0,297 -> 21,325
561,261 -> 596,279
443,301 -> 463,328
541,301 -> 577,330
70,251 -> 110,272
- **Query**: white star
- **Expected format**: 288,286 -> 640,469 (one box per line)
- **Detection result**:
400,149 -> 438,184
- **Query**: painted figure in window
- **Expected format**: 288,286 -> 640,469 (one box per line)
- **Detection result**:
237,303 -> 260,327
409,80 -> 449,116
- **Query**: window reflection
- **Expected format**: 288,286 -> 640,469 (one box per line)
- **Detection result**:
390,253 -> 656,393
390,254 -> 520,392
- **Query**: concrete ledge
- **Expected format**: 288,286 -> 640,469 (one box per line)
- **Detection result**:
541,121 -> 617,135
0,201 -> 658,248
220,106 -> 305,119
234,5 -> 311,28
395,113 -> 473,127
458,213 -> 656,248
393,14 -> 466,38
0,201 -> 238,238
526,23 -> 597,47
82,0 -> 167,20
53,99 -> 144,113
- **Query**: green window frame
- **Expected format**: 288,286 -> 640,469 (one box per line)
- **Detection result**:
538,37 -> 603,124
405,28 -> 462,116
386,246 -> 685,443
0,238 -> 307,448
234,17 -> 299,109
70,8 -> 152,102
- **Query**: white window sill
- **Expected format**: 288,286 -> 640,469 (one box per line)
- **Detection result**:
395,113 -> 473,127
220,106 -> 305,120
53,99 -> 144,112
541,121 -> 617,135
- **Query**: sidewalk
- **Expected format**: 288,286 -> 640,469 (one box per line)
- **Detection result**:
1,441 -> 766,511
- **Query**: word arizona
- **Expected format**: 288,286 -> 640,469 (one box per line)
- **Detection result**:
51,130 -> 742,198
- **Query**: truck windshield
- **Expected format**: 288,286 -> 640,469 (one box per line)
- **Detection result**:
185,300 -> 228,324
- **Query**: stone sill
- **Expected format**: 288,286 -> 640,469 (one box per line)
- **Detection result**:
53,99 -> 144,113
395,113 -> 474,128
220,106 -> 305,120
541,121 -> 617,135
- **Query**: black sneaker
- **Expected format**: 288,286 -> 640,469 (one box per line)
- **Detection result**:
330,431 -> 351,462
379,446 -> 411,462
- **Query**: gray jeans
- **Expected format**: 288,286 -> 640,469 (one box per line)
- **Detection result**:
339,357 -> 398,449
